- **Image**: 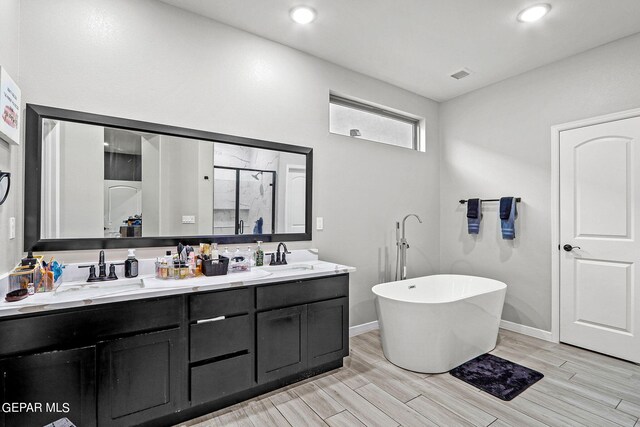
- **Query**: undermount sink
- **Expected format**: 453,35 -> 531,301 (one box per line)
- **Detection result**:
54,278 -> 145,299
228,269 -> 272,279
262,264 -> 315,272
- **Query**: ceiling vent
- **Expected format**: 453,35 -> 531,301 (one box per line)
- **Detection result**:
450,69 -> 471,80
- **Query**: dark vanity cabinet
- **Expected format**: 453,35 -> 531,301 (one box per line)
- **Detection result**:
0,346 -> 97,427
308,297 -> 349,368
0,273 -> 349,426
257,305 -> 308,383
256,275 -> 349,383
97,328 -> 183,426
0,297 -> 184,427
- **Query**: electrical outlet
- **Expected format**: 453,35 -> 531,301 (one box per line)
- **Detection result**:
9,217 -> 15,239
316,217 -> 324,231
182,215 -> 196,224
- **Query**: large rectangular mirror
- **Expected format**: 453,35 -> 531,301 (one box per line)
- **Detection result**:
25,104 -> 312,251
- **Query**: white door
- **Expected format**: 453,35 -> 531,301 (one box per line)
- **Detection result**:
559,116 -> 640,363
104,182 -> 142,235
285,166 -> 306,233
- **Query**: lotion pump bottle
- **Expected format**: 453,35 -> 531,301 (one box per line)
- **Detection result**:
124,249 -> 139,278
255,241 -> 264,266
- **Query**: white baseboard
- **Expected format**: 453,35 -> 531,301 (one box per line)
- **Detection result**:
500,320 -> 556,343
349,320 -> 379,337
349,319 -> 555,342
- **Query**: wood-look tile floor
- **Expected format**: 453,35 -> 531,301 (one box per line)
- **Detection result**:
177,329 -> 640,427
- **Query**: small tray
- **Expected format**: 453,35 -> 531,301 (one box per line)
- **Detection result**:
5,288 -> 28,302
202,256 -> 229,276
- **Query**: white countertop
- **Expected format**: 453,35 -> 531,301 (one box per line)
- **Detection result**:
0,260 -> 355,318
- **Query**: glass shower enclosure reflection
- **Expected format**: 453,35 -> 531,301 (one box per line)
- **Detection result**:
213,166 -> 276,235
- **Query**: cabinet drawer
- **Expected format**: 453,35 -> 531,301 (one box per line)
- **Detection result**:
256,275 -> 348,311
190,288 -> 252,320
190,315 -> 252,362
190,353 -> 253,405
0,297 -> 182,357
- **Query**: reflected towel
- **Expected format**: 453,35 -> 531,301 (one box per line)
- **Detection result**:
467,199 -> 482,234
253,217 -> 263,234
500,197 -> 517,239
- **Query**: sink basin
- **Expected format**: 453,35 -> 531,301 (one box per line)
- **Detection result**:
231,269 -> 272,279
54,278 -> 145,300
262,264 -> 315,272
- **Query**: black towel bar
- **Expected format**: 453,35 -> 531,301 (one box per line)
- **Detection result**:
459,198 -> 521,204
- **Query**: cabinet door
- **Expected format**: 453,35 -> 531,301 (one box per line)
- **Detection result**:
0,346 -> 96,427
257,305 -> 307,383
97,328 -> 183,426
308,297 -> 349,368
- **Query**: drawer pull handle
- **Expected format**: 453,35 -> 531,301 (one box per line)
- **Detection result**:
197,316 -> 226,324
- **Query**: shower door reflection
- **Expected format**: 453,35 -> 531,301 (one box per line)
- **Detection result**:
213,166 -> 275,235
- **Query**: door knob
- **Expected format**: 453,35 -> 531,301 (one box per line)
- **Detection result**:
563,244 -> 581,252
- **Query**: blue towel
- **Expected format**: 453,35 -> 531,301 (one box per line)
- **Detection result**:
467,198 -> 480,218
253,217 -> 263,234
499,197 -> 512,220
500,197 -> 517,239
467,199 -> 482,234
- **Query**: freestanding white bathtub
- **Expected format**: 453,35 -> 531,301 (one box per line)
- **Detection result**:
372,274 -> 506,373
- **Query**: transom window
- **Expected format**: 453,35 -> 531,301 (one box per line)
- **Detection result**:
329,94 -> 421,151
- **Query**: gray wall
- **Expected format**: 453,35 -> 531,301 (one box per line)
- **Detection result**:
439,33 -> 640,331
19,0 -> 441,327
0,0 -> 22,275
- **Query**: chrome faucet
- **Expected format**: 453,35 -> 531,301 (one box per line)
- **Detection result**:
396,214 -> 423,281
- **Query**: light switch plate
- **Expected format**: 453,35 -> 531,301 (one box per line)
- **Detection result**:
316,217 -> 324,230
182,215 -> 196,224
9,217 -> 15,239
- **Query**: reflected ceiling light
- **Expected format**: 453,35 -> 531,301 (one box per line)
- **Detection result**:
290,6 -> 317,24
517,4 -> 551,22
103,142 -> 109,146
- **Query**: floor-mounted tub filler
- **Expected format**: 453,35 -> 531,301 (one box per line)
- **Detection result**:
372,275 -> 507,373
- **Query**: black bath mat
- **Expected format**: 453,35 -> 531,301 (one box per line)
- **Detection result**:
449,353 -> 543,401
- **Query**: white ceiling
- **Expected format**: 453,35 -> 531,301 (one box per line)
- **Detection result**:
159,0 -> 640,101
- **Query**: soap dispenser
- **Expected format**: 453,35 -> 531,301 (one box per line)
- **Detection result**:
124,249 -> 139,278
255,241 -> 264,266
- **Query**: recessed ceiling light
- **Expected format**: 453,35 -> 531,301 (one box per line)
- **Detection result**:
290,6 -> 316,24
517,3 -> 551,23
104,142 -> 109,146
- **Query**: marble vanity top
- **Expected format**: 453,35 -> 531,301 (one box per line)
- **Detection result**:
0,260 -> 355,318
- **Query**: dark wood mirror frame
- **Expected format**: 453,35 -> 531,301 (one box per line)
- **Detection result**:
24,104 -> 313,251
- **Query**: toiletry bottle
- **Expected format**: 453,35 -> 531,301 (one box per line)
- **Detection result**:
246,246 -> 254,265
124,249 -> 139,278
255,241 -> 264,266
165,250 -> 174,278
211,243 -> 219,260
222,247 -> 230,258
21,251 -> 38,267
188,252 -> 196,277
